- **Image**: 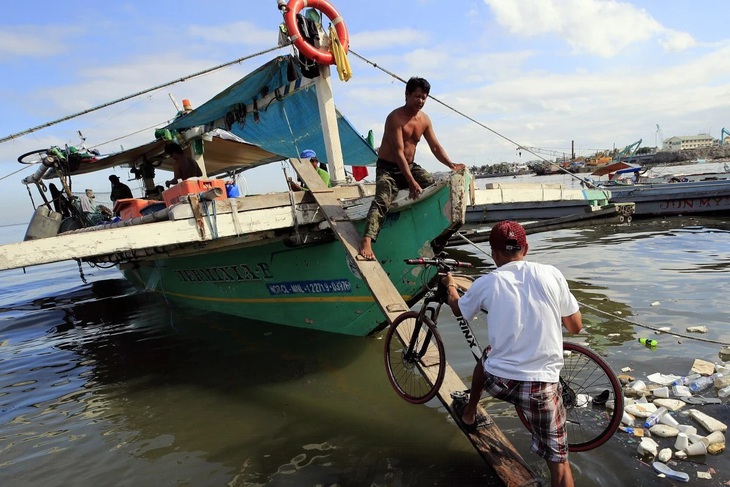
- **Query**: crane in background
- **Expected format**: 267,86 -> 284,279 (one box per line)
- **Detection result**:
517,146 -> 570,162
614,139 -> 642,162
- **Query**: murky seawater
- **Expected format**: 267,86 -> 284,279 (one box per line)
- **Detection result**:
1,210 -> 729,486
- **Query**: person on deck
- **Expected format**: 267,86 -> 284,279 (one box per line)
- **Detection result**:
109,175 -> 133,202
78,189 -> 112,224
288,149 -> 331,191
441,220 -> 583,487
358,77 -> 464,261
164,143 -> 203,187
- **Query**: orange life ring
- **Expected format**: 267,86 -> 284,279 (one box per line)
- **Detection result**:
284,0 -> 349,66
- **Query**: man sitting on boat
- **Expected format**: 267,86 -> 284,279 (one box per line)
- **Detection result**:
288,149 -> 331,191
109,175 -> 134,202
164,143 -> 203,187
359,77 -> 464,261
77,189 -> 112,225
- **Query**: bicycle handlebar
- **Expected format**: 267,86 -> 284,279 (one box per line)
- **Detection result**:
404,257 -> 473,272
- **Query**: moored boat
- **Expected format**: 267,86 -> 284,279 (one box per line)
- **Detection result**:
0,26 -> 470,336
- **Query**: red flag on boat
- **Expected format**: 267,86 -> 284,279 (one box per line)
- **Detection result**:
352,166 -> 369,181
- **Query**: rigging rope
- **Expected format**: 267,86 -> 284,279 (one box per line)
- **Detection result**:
0,44 -> 286,145
454,231 -> 730,346
348,49 -> 592,188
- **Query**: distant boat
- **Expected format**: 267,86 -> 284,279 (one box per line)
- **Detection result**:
466,182 -> 612,223
598,178 -> 730,217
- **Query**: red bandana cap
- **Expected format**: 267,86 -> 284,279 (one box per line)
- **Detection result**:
489,220 -> 527,251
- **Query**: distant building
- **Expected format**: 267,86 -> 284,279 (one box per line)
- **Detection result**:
663,134 -> 714,151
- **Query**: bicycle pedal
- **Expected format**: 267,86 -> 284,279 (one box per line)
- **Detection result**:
450,390 -> 469,401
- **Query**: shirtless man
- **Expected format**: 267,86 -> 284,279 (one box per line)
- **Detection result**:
359,77 -> 464,260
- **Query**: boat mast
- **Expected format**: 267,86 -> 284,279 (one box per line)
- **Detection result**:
313,64 -> 347,185
279,0 -> 347,185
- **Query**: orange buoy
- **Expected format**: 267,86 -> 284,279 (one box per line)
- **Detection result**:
284,0 -> 349,66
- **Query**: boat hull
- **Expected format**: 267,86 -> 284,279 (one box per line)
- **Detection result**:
122,176 -> 465,336
466,184 -> 609,223
607,180 -> 730,216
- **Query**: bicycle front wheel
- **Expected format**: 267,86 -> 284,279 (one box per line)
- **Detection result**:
384,311 -> 446,404
516,342 -> 623,452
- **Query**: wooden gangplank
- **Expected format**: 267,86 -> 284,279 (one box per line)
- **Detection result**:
291,158 -> 539,487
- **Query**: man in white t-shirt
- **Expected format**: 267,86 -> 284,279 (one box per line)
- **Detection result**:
442,220 -> 583,487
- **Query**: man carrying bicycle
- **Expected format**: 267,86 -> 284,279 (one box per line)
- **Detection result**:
441,220 -> 583,487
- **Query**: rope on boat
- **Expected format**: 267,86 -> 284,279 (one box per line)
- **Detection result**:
0,44 -> 286,145
453,231 -> 730,347
347,49 -> 589,187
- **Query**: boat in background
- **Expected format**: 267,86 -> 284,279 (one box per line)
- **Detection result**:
467,181 -> 617,223
1,50 -> 470,336
588,161 -> 730,217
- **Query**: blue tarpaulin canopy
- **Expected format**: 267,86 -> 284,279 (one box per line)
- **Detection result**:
166,56 -> 377,168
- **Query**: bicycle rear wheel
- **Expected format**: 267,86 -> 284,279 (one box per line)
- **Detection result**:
384,311 -> 446,404
516,342 -> 623,452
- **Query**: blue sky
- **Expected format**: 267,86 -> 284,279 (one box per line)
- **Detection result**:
1,0 -> 729,225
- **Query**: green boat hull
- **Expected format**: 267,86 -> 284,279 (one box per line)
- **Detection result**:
122,175 -> 466,336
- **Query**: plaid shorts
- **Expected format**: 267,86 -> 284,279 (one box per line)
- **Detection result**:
483,371 -> 569,463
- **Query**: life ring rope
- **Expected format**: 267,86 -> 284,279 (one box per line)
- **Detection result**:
283,0 -> 350,70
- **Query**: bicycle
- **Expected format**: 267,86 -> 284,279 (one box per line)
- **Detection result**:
383,254 -> 623,452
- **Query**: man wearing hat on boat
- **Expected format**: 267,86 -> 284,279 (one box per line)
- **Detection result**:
109,175 -> 133,202
441,220 -> 583,487
288,149 -> 331,191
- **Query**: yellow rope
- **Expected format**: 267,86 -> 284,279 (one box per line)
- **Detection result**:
329,25 -> 352,81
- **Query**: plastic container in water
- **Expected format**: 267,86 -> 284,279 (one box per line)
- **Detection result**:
689,373 -> 722,393
718,385 -> 730,398
644,407 -> 668,428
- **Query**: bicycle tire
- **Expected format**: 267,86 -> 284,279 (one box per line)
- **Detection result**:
17,148 -> 50,165
515,342 -> 623,452
384,311 -> 446,404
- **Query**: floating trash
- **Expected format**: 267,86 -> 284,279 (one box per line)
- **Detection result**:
686,325 -> 709,333
688,409 -> 728,433
657,448 -> 672,463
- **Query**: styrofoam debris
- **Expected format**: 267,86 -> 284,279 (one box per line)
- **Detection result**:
687,326 -> 709,333
688,409 -> 728,433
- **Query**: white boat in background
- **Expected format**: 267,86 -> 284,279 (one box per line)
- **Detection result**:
467,182 -> 614,223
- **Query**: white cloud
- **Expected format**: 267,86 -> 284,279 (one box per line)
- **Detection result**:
350,29 -> 425,50
0,26 -> 77,58
188,21 -> 279,46
484,0 -> 695,57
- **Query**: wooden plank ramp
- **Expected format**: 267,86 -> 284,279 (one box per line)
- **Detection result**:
291,158 -> 540,487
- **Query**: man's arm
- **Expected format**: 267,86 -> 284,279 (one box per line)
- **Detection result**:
562,310 -> 583,334
422,115 -> 465,171
442,273 -> 463,317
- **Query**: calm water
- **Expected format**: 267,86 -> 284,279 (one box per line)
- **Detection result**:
1,208 -> 730,486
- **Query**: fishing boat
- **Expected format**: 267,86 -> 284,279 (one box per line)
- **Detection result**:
0,19 -> 470,337
587,162 -> 730,217
466,181 -> 614,224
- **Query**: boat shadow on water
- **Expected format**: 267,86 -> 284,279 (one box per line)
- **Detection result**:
1,277 -> 500,486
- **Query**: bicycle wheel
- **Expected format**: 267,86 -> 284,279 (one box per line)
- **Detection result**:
384,311 -> 446,404
18,149 -> 50,164
516,342 -> 623,452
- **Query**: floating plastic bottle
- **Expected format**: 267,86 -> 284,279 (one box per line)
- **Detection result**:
718,385 -> 730,398
672,374 -> 701,386
639,337 -> 658,347
689,373 -> 723,393
644,407 -> 668,428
